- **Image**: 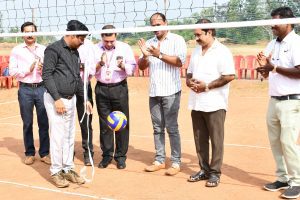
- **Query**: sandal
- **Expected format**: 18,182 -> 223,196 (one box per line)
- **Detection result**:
188,170 -> 209,182
205,174 -> 220,187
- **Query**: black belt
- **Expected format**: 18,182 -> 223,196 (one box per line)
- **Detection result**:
60,95 -> 74,100
20,82 -> 43,88
271,94 -> 300,101
97,79 -> 127,87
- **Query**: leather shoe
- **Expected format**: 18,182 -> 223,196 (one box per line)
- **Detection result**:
188,170 -> 209,182
98,157 -> 112,168
117,160 -> 126,169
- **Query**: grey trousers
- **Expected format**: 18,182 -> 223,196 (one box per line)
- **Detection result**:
149,91 -> 181,165
191,109 -> 226,176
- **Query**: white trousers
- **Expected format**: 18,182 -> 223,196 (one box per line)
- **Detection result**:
44,92 -> 76,175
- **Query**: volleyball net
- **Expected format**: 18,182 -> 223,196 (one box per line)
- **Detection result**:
1,0 -> 300,82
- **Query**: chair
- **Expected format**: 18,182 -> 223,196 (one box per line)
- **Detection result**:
0,62 -> 14,89
244,55 -> 258,80
233,55 -> 245,79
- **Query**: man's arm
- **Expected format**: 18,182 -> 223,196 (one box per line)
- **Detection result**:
42,47 -> 60,101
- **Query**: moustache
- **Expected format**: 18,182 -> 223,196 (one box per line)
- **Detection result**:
27,36 -> 34,39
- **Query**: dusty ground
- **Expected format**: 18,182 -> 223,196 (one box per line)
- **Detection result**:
0,78 -> 287,200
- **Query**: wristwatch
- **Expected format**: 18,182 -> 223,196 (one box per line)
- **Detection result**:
158,52 -> 163,59
205,83 -> 210,92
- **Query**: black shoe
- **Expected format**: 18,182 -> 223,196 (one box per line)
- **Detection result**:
205,174 -> 220,187
98,157 -> 112,168
188,170 -> 209,182
281,186 -> 300,199
84,152 -> 94,166
84,156 -> 93,166
264,181 -> 289,192
117,160 -> 126,169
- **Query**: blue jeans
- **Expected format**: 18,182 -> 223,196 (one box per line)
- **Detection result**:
18,85 -> 49,157
149,91 -> 181,165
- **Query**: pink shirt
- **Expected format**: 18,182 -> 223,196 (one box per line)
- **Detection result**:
78,39 -> 98,82
94,41 -> 136,84
9,42 -> 46,83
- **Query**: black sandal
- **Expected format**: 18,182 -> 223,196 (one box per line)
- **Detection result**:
188,170 -> 209,182
205,174 -> 220,187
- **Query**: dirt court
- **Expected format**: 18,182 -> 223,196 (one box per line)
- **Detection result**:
0,77 -> 285,200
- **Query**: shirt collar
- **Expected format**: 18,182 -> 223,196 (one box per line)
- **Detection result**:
21,42 -> 39,48
154,31 -> 170,42
99,42 -> 116,51
280,30 -> 296,43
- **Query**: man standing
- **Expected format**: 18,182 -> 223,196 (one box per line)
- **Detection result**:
9,22 -> 50,165
77,38 -> 97,166
138,12 -> 187,176
185,19 -> 235,187
95,25 -> 136,170
256,7 -> 300,199
42,20 -> 92,188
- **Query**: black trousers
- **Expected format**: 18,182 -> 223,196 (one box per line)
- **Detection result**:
191,109 -> 226,176
76,82 -> 94,157
95,80 -> 129,162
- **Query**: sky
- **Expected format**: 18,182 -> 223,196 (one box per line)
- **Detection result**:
0,0 -> 229,32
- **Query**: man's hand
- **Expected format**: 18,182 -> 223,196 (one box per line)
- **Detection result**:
256,52 -> 268,67
37,61 -> 43,72
116,56 -> 125,70
187,78 -> 206,93
147,42 -> 161,58
256,52 -> 275,78
138,38 -> 151,57
54,99 -> 66,115
86,101 -> 93,115
30,61 -> 36,72
96,52 -> 107,71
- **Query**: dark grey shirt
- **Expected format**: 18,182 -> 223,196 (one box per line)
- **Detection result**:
42,37 -> 84,101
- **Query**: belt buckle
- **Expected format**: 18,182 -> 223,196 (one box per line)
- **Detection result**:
32,83 -> 38,88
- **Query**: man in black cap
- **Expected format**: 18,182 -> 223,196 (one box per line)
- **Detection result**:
42,20 -> 92,188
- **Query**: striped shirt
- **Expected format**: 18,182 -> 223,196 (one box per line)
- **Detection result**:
146,32 -> 187,97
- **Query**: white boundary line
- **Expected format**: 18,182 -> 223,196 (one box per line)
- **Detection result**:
0,115 -> 20,120
0,122 -> 270,150
0,180 -> 115,200
0,100 -> 18,105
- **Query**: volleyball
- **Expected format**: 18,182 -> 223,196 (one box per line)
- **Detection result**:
107,111 -> 127,132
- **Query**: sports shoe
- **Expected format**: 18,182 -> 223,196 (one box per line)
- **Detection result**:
281,186 -> 300,199
62,170 -> 85,185
263,181 -> 289,192
145,161 -> 165,172
51,171 -> 69,188
41,155 -> 51,165
24,156 -> 35,165
165,163 -> 180,176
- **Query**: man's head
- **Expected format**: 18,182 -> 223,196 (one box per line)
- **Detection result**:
101,25 -> 117,50
150,12 -> 168,39
21,22 -> 37,46
194,19 -> 215,47
270,7 -> 294,38
65,20 -> 89,49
